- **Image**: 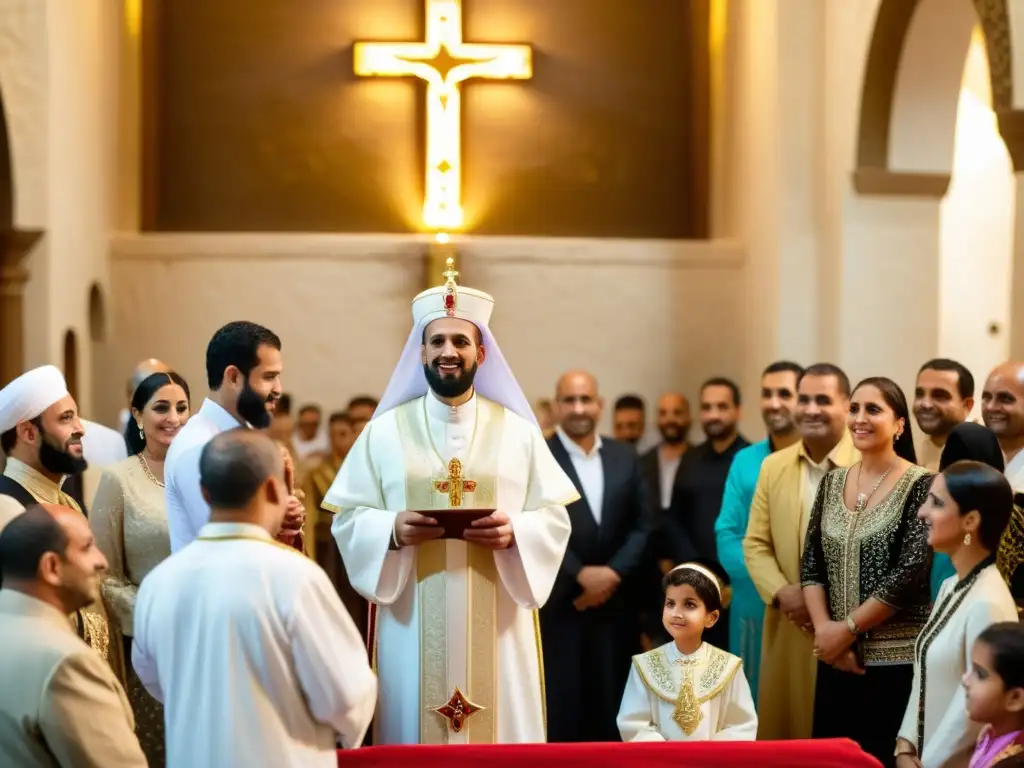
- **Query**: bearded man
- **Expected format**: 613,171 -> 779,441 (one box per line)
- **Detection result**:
323,259 -> 577,745
165,321 -> 305,552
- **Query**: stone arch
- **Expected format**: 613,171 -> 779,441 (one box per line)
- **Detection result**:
855,0 -> 1015,183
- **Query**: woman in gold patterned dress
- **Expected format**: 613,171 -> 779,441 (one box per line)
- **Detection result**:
90,371 -> 191,768
801,376 -> 933,768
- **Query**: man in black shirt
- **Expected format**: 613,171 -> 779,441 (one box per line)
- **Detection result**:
661,376 -> 748,647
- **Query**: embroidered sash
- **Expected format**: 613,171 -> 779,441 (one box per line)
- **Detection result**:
396,397 -> 504,745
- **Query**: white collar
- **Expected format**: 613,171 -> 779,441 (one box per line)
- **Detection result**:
197,521 -> 272,541
198,398 -> 244,432
556,426 -> 603,459
425,390 -> 477,424
665,642 -> 708,663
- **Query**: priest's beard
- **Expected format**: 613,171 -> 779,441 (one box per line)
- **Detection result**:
424,359 -> 478,400
38,429 -> 88,476
237,379 -> 274,429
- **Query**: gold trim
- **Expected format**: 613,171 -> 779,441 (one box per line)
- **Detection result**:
633,647 -> 741,706
321,501 -> 340,513
533,609 -> 547,737
467,545 -> 497,742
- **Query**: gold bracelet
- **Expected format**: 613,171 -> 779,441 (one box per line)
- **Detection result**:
846,615 -> 862,635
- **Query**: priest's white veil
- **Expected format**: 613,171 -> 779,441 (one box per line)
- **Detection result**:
374,260 -> 538,427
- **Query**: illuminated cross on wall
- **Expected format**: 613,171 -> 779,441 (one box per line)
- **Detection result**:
354,0 -> 532,231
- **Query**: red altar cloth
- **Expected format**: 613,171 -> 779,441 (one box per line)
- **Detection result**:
337,739 -> 882,768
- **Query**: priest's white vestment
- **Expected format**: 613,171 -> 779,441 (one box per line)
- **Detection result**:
325,392 -> 577,744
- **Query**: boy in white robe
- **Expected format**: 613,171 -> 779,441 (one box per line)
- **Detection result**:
133,429 -> 376,767
617,561 -> 758,742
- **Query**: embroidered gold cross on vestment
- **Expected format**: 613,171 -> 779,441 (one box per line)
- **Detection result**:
433,457 -> 476,507
432,687 -> 483,733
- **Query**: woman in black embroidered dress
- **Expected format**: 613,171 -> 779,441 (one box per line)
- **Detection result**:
801,377 -> 933,767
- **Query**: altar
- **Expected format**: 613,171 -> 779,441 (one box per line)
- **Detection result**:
336,740 -> 882,768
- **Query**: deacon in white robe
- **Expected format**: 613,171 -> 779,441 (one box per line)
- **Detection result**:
617,642 -> 758,742
324,258 -> 578,745
133,429 -> 376,768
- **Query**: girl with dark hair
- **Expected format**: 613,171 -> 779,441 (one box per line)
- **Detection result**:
616,560 -> 758,742
89,370 -> 191,767
894,461 -> 1018,767
964,622 -> 1024,767
801,376 -> 933,767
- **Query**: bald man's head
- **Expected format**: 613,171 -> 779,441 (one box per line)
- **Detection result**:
200,428 -> 286,512
0,503 -> 107,608
128,358 -> 171,398
554,370 -> 603,441
656,392 -> 691,445
982,362 -> 1024,442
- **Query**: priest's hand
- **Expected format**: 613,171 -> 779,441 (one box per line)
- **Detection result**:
463,512 -> 514,550
395,512 -> 445,547
813,620 -> 856,664
774,584 -> 812,630
574,566 -> 621,610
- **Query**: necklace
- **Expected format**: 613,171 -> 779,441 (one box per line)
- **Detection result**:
854,463 -> 895,512
137,453 -> 164,488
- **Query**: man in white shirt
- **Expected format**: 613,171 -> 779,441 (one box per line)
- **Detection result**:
323,258 -> 578,745
133,429 -> 376,767
164,321 -> 304,552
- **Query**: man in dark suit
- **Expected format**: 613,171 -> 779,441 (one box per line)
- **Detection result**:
541,370 -> 656,743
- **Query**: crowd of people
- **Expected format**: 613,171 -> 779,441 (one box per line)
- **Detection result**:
1,259 -> 1024,767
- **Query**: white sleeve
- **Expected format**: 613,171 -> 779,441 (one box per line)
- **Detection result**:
712,666 -> 758,741
493,424 -> 576,609
165,443 -> 211,553
130,584 -> 163,703
325,423 -> 415,604
289,570 -> 378,749
616,663 -> 666,742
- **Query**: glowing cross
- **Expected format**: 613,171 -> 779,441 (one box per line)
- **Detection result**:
354,0 -> 533,230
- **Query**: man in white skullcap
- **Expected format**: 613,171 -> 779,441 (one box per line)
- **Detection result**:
0,366 -> 88,512
323,258 -> 579,745
0,366 -> 115,663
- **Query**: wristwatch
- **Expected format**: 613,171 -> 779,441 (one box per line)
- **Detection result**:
846,615 -> 862,635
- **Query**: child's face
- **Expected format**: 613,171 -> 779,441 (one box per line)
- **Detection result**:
963,640 -> 1022,723
662,583 -> 719,646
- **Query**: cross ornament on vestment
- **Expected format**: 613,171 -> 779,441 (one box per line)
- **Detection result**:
434,457 -> 476,507
432,687 -> 483,733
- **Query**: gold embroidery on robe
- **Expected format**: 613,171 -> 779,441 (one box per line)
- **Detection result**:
633,645 -> 742,736
396,397 -> 504,744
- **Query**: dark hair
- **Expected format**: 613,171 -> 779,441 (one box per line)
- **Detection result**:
798,363 -> 851,397
939,423 -> 1004,473
852,376 -> 917,463
976,622 -> 1024,690
124,372 -> 191,456
919,358 -> 975,399
0,504 -> 68,581
701,377 -> 741,407
1,414 -> 44,454
205,321 -> 281,390
328,411 -> 352,426
763,360 -> 804,379
199,428 -> 283,510
942,460 -> 1014,551
614,394 -> 645,412
276,394 -> 292,415
298,404 -> 321,418
661,563 -> 725,613
421,323 -> 482,346
347,395 -> 379,411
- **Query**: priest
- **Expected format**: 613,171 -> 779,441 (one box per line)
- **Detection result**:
0,365 -> 114,666
323,258 -> 578,745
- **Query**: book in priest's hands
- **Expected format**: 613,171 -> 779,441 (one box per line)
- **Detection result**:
408,508 -> 495,539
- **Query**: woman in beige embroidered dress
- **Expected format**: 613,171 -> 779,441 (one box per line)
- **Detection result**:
90,371 -> 191,768
802,377 -> 933,768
